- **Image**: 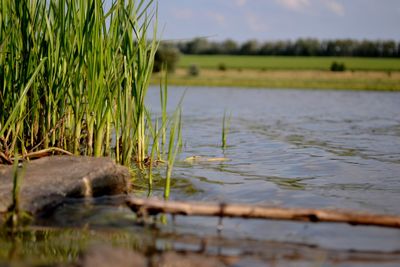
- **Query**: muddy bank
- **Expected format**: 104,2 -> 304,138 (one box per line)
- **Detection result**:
0,156 -> 130,218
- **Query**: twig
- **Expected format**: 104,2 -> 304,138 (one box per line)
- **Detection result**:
0,151 -> 12,164
21,147 -> 73,160
126,197 -> 400,229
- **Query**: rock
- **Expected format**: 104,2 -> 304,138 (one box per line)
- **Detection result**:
76,245 -> 146,267
0,156 -> 130,216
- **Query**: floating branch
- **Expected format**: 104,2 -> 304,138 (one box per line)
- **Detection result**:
126,198 -> 400,229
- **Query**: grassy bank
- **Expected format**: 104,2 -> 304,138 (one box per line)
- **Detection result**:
178,55 -> 400,72
154,55 -> 400,90
151,69 -> 400,91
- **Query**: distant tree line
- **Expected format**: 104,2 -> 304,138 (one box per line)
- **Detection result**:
153,38 -> 400,72
174,38 -> 400,57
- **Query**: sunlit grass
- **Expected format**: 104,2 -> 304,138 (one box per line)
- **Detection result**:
0,0 -> 168,165
0,0 -> 184,200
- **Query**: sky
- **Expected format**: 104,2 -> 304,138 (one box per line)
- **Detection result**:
153,0 -> 400,43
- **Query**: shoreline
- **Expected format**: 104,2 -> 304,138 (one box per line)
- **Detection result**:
151,69 -> 400,91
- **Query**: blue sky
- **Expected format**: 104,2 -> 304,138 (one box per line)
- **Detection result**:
154,0 -> 400,42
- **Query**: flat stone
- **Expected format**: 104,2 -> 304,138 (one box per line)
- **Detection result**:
0,156 -> 130,216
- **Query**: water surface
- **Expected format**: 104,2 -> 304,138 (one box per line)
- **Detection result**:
35,87 -> 400,266
147,87 -> 400,210
144,87 -> 400,251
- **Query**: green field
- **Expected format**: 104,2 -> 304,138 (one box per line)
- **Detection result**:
152,69 -> 400,91
178,55 -> 400,71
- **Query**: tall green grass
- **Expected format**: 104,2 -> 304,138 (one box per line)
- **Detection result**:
0,0 -> 171,168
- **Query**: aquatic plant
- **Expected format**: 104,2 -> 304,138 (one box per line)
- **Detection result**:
222,110 -> 231,149
164,107 -> 182,199
3,154 -> 31,230
146,71 -> 168,190
0,0 -> 170,167
144,69 -> 183,198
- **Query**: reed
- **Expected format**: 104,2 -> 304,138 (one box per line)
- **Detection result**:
0,0 -> 169,168
145,71 -> 183,197
164,107 -> 182,199
222,110 -> 231,149
3,154 -> 31,230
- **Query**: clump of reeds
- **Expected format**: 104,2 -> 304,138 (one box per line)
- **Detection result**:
0,0 -> 166,166
144,71 -> 183,198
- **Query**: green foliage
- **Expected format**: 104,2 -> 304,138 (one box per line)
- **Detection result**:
330,61 -> 346,72
181,38 -> 210,54
153,44 -> 181,73
178,38 -> 400,57
0,0 -> 171,167
218,63 -> 227,71
188,64 -> 200,76
239,40 -> 259,55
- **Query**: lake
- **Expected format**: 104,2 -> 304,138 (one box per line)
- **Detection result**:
29,87 -> 400,266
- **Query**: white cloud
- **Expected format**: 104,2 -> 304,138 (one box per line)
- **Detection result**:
323,0 -> 345,16
235,0 -> 247,7
276,0 -> 311,11
207,11 -> 226,26
171,8 -> 194,20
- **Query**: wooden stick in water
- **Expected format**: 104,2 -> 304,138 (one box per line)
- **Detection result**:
126,197 -> 400,229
